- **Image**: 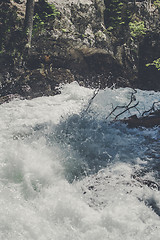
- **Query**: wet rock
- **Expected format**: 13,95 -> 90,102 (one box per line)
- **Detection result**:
132,175 -> 160,191
0,66 -> 75,101
0,94 -> 23,105
17,67 -> 75,98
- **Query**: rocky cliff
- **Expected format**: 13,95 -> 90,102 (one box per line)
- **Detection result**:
0,0 -> 160,101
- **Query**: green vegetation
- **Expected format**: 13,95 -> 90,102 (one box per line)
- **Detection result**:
0,0 -> 60,53
146,58 -> 160,70
33,0 -> 60,34
129,20 -> 147,40
104,0 -> 131,32
153,0 -> 160,9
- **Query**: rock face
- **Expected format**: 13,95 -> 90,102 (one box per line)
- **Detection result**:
31,0 -> 121,88
0,0 -> 160,100
29,0 -> 137,90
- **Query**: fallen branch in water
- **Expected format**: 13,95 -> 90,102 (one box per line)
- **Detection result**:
106,91 -> 160,128
121,101 -> 160,128
142,101 -> 160,117
84,88 -> 100,113
106,89 -> 139,120
83,87 -> 160,128
114,101 -> 139,120
120,111 -> 160,128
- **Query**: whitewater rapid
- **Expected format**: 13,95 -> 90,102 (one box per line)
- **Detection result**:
0,82 -> 160,239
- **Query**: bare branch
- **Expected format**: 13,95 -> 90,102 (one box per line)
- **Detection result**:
84,88 -> 100,113
106,104 -> 126,120
106,89 -> 138,120
115,101 -> 139,120
142,101 -> 160,116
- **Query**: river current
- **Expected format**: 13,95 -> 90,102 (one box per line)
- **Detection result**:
0,82 -> 160,239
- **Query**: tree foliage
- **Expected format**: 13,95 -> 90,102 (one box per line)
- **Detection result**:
33,0 -> 60,34
153,0 -> 160,9
146,58 -> 160,70
0,0 -> 59,53
104,0 -> 131,31
129,20 -> 147,40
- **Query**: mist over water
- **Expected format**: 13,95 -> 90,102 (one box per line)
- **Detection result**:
0,82 -> 160,239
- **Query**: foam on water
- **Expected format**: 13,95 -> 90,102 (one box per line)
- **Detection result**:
0,82 -> 160,239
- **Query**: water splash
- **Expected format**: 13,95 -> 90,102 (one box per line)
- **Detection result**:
0,82 -> 160,239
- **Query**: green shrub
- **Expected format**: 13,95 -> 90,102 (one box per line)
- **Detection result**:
33,0 -> 60,34
153,0 -> 160,9
104,0 -> 131,32
129,21 -> 147,40
146,58 -> 160,70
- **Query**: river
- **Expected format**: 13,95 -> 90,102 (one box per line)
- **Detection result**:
0,82 -> 160,239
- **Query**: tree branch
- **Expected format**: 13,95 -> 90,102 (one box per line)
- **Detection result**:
142,101 -> 160,116
114,101 -> 139,120
84,88 -> 100,113
106,89 -> 138,120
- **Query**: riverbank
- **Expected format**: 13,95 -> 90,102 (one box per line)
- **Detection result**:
0,0 -> 160,102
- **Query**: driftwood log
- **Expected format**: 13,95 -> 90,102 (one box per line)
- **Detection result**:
105,91 -> 160,128
85,88 -> 160,128
121,110 -> 160,128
